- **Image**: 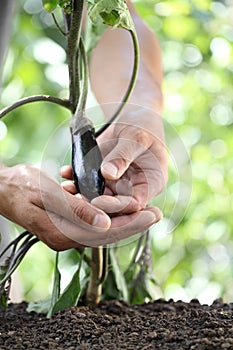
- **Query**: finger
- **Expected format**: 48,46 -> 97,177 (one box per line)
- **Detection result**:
39,210 -> 97,249
53,192 -> 111,232
94,174 -> 151,212
34,214 -> 100,251
61,180 -> 77,195
60,165 -> 73,180
90,206 -> 162,247
101,128 -> 152,180
110,206 -> 162,231
18,205 -> 143,250
91,195 -> 141,214
21,201 -> 112,250
31,180 -> 111,232
101,141 -> 136,180
64,206 -> 162,247
31,204 -> 162,249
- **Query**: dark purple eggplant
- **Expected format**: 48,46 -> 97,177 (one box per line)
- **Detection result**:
71,124 -> 105,201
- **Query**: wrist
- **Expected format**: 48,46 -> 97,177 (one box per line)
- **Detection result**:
128,78 -> 163,116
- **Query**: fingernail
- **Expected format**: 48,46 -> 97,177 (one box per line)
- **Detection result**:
102,162 -> 118,178
92,214 -> 110,229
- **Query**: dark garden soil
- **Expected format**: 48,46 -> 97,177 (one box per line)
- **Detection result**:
0,298 -> 233,349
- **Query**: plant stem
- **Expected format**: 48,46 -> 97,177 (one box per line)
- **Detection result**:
0,236 -> 38,285
95,29 -> 140,137
124,234 -> 145,276
0,95 -> 71,119
128,230 -> 152,303
85,247 -> 103,307
66,0 -> 84,112
0,231 -> 31,259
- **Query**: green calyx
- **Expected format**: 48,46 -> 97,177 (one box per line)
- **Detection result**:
87,0 -> 134,30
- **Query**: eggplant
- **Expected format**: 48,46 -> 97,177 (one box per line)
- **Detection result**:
71,124 -> 105,201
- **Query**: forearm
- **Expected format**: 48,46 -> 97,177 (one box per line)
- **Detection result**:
90,1 -> 163,116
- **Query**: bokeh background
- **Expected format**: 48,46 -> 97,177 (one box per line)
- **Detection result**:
0,0 -> 233,304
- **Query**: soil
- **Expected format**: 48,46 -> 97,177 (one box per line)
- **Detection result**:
0,298 -> 233,349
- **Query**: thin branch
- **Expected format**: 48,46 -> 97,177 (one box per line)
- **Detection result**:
52,13 -> 67,36
7,234 -> 37,272
0,237 -> 39,285
0,231 -> 32,259
0,95 -> 71,119
95,29 -> 140,137
124,234 -> 145,276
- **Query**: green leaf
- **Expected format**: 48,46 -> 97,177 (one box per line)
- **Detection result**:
47,254 -> 83,317
27,298 -> 52,315
48,252 -> 61,316
129,281 -> 152,304
48,266 -> 81,316
102,269 -> 123,300
87,0 -> 134,30
59,0 -> 71,7
109,249 -> 128,302
0,260 -> 9,310
59,0 -> 72,13
85,17 -> 107,55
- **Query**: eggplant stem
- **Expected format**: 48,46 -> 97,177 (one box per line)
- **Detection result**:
74,37 -> 89,117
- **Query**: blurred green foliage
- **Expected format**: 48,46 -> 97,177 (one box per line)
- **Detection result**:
0,0 -> 233,304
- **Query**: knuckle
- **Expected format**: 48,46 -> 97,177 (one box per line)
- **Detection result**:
131,200 -> 143,212
118,153 -> 131,169
120,125 -> 151,147
24,211 -> 40,232
133,128 -> 150,146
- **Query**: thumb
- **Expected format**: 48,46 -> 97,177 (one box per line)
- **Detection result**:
101,138 -> 140,180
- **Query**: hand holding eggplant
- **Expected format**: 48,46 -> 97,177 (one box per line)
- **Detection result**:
61,110 -> 166,241
0,164 -> 110,251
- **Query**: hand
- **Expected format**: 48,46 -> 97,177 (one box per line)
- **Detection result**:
0,164 -> 111,250
94,108 -> 168,214
61,107 -> 167,240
